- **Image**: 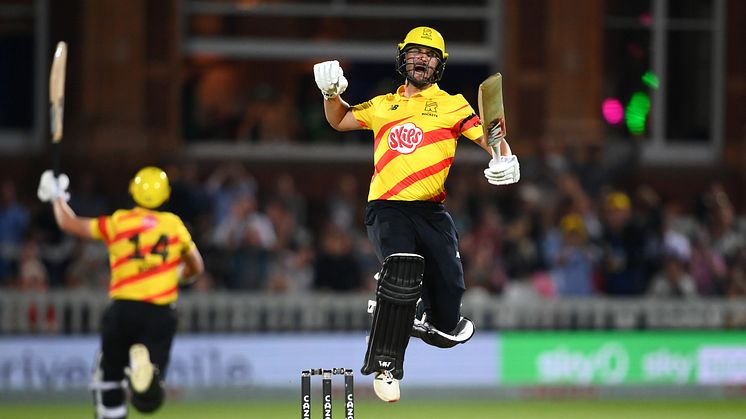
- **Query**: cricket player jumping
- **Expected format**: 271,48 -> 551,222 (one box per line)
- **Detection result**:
313,26 -> 520,402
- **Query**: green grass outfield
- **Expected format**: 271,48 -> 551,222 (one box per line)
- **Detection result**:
3,399 -> 746,419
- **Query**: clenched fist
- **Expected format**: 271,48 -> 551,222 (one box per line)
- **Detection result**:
313,60 -> 348,100
37,170 -> 70,202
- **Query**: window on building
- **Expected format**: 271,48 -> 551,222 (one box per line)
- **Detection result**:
0,1 -> 44,152
603,0 -> 724,165
180,0 -> 500,150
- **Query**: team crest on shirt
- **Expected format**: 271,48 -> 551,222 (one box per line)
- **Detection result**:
422,101 -> 438,117
388,122 -> 423,154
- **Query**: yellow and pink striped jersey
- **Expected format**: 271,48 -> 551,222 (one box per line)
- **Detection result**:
89,207 -> 196,305
351,83 -> 483,202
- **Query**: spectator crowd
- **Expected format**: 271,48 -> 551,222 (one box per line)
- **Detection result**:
3,139 -> 745,302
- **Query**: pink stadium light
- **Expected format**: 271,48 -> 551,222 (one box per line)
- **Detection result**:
602,98 -> 624,125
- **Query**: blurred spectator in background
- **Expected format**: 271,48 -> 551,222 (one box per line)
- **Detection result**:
270,173 -> 307,227
543,213 -> 600,296
442,173 -> 474,234
461,205 -> 508,295
165,162 -> 212,234
313,224 -> 363,292
64,241 -> 110,289
211,192 -> 275,289
647,232 -> 697,298
567,143 -> 607,198
266,245 -> 314,294
501,187 -> 543,282
567,140 -> 640,200
265,198 -> 314,293
634,185 -> 665,281
205,163 -> 257,223
39,221 -> 77,288
726,248 -> 746,298
689,230 -> 728,295
700,182 -> 743,262
463,242 -> 507,296
266,198 -> 310,254
0,179 -> 29,285
14,237 -> 56,333
327,174 -> 361,232
15,238 -> 49,292
553,172 -> 601,240
599,191 -> 647,295
520,136 -> 567,196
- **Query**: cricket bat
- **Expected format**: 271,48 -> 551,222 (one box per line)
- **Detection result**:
49,41 -> 68,173
477,73 -> 507,158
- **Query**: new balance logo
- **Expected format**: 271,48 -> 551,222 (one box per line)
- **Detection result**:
378,361 -> 391,368
389,105 -> 399,110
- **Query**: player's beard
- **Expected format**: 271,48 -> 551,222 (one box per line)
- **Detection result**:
406,59 -> 436,89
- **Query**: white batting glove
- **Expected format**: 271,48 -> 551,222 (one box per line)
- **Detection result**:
313,60 -> 348,100
484,155 -> 520,186
37,170 -> 70,202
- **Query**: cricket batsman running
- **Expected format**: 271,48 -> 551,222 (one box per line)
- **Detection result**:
37,167 -> 204,419
313,26 -> 520,402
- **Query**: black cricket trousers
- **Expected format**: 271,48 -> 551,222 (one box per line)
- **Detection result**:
365,199 -> 465,333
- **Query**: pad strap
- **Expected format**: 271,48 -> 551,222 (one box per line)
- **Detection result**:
412,316 -> 475,348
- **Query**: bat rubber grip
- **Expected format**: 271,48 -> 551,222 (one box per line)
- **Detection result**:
52,142 -> 61,175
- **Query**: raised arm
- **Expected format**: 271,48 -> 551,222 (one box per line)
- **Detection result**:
313,60 -> 363,131
38,170 -> 94,238
52,197 -> 94,238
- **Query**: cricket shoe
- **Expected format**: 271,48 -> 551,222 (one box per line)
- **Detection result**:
127,344 -> 154,393
373,370 -> 400,403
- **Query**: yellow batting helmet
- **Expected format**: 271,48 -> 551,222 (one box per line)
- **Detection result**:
396,26 -> 449,85
129,166 -> 170,209
398,26 -> 449,60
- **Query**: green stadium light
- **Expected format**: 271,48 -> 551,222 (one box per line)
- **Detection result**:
642,71 -> 659,89
625,91 -> 651,135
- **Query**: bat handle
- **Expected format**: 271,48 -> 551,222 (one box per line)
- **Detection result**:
490,140 -> 503,159
52,142 -> 61,175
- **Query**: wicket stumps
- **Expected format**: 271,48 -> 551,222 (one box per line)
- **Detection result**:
301,368 -> 354,419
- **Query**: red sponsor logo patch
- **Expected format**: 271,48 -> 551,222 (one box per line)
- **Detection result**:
142,215 -> 158,228
388,122 -> 423,154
